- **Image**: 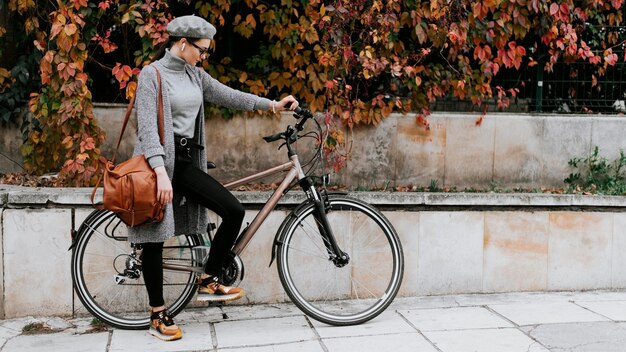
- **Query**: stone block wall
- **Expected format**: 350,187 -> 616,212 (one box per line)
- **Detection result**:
3,109 -> 626,190
1,187 -> 625,319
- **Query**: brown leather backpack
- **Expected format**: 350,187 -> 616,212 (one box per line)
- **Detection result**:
92,67 -> 165,227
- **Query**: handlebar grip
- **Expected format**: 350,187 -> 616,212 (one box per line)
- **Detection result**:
293,106 -> 313,120
263,133 -> 284,143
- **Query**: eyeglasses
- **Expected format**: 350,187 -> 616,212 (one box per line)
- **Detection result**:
187,40 -> 210,56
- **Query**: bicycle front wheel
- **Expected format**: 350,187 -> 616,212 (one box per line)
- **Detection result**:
276,196 -> 404,326
71,210 -> 204,330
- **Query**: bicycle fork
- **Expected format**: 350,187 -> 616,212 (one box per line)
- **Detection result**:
302,179 -> 350,267
269,178 -> 349,268
312,199 -> 350,267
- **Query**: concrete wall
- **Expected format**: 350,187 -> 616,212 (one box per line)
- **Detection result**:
2,107 -> 626,189
1,186 -> 625,318
187,112 -> 626,189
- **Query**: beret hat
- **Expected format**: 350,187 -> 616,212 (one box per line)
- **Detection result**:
167,15 -> 216,39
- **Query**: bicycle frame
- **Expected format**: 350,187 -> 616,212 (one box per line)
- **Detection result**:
223,154 -> 306,255
163,108 -> 347,272
161,151 -> 340,274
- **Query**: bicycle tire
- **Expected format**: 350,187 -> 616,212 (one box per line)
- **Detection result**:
71,209 -> 203,330
276,195 -> 404,326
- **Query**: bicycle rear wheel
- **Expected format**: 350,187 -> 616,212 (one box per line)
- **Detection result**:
71,210 -> 205,330
276,195 -> 404,326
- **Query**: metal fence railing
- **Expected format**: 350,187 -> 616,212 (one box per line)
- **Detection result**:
432,55 -> 626,114
433,25 -> 626,114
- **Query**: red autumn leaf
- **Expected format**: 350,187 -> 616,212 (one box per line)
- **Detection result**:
605,52 -> 618,65
64,23 -> 78,36
612,0 -> 623,9
98,1 -> 110,10
589,55 -> 602,65
549,3 -> 559,15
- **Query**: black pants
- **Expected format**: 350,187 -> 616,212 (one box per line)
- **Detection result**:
141,160 -> 245,308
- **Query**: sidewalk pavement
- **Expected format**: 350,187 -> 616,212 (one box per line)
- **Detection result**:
2,291 -> 626,352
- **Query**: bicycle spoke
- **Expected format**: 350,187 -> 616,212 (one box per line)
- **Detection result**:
310,269 -> 338,304
298,218 -> 333,254
349,276 -> 379,300
354,259 -> 392,283
357,231 -> 390,252
83,223 -> 129,254
285,244 -> 328,260
82,269 -> 117,276
277,197 -> 403,326
73,210 -> 201,329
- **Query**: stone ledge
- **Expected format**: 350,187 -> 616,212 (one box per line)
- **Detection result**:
1,186 -> 626,208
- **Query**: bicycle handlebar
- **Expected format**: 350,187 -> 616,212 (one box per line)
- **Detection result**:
262,107 -> 314,144
262,132 -> 283,143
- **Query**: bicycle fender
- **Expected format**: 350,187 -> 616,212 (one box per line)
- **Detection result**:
68,209 -> 104,251
268,193 -> 349,267
269,199 -> 316,267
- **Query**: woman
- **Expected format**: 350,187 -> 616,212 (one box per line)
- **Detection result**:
130,15 -> 299,341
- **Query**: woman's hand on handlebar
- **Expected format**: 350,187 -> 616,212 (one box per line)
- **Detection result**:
274,95 -> 299,112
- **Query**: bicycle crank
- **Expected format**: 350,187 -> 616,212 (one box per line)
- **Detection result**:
220,251 -> 244,287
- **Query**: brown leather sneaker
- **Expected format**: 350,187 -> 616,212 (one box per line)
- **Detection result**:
148,309 -> 183,341
197,275 -> 244,302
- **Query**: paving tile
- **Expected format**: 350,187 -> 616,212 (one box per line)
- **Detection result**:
214,316 -> 316,348
576,301 -> 626,321
183,303 -> 303,324
389,295 -> 461,310
571,291 -> 626,302
489,302 -> 610,326
311,311 -> 414,338
2,331 -> 109,352
0,316 -> 38,347
453,291 -> 575,306
522,321 -> 626,352
424,328 -> 549,352
109,323 -> 212,351
323,333 -> 438,352
218,340 -> 324,352
399,306 -> 513,331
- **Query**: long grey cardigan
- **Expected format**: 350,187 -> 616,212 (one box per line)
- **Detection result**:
128,61 -> 271,244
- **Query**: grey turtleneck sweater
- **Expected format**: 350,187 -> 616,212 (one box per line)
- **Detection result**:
148,50 -> 271,169
129,50 -> 273,243
160,50 -> 203,139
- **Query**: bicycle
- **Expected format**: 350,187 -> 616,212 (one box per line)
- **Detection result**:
71,107 -> 404,329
